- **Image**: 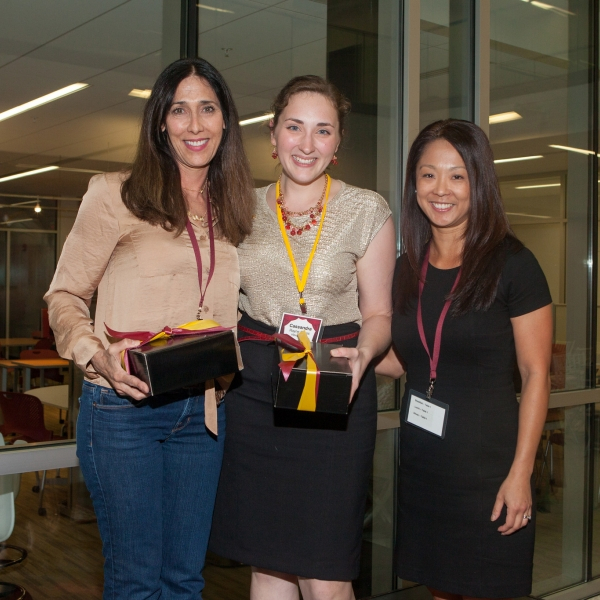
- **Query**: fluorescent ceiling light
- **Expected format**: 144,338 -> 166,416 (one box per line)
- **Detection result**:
520,0 -> 575,16
494,155 -> 543,164
0,83 -> 89,123
240,113 -> 274,126
2,218 -> 33,225
197,3 -> 234,12
0,166 -> 58,183
489,111 -> 522,125
515,183 -> 561,189
549,144 -> 595,155
506,212 -> 551,219
129,89 -> 152,99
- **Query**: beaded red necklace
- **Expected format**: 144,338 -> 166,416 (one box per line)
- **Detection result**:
276,175 -> 327,237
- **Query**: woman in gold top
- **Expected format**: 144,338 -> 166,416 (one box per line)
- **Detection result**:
44,58 -> 254,600
210,76 -> 396,600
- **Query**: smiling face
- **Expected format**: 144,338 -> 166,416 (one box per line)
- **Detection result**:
271,92 -> 341,185
416,139 -> 471,236
163,75 -> 225,174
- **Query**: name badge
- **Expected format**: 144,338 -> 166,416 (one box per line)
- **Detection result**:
405,389 -> 449,438
278,313 -> 323,343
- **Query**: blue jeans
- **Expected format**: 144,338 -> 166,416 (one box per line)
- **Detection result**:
77,381 -> 225,600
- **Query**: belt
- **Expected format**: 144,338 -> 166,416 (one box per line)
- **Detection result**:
238,324 -> 359,344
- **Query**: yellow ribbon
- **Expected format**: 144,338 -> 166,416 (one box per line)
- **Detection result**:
276,174 -> 331,312
280,330 -> 319,412
106,319 -> 225,370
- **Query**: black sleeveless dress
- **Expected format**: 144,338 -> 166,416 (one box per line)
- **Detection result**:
392,247 -> 551,597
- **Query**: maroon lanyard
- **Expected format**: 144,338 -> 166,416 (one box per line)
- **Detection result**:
185,196 -> 215,320
416,245 -> 461,398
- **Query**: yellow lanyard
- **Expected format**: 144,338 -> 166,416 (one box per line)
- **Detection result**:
276,174 -> 331,314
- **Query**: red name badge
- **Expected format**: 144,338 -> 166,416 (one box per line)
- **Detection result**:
278,313 -> 323,343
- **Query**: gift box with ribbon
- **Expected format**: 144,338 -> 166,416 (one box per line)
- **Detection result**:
274,331 -> 352,414
106,320 -> 239,396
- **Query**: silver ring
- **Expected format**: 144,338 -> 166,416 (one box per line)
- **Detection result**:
523,515 -> 532,520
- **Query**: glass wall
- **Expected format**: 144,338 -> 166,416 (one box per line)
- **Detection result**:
490,0 -> 593,392
490,1 -> 596,596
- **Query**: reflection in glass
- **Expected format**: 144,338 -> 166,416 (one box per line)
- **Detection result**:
420,0 -> 473,129
533,405 -> 589,595
491,0 -> 594,392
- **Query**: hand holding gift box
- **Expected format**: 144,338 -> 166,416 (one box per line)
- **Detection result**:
106,320 -> 239,396
274,330 -> 352,414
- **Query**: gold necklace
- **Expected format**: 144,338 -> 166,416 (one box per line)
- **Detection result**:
182,180 -> 208,195
185,181 -> 216,228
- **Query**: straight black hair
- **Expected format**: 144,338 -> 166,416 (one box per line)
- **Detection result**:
396,119 -> 522,315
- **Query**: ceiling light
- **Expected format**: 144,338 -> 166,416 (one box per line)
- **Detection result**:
515,183 -> 561,189
0,166 -> 59,183
494,155 -> 543,164
2,218 -> 33,226
129,89 -> 152,99
506,212 -> 551,219
489,111 -> 522,125
197,3 -> 234,12
34,202 -> 42,213
240,113 -> 274,126
549,144 -> 595,155
0,83 -> 89,123
530,1 -> 574,16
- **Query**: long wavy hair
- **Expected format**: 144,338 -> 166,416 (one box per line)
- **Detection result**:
396,119 -> 522,315
121,57 -> 255,246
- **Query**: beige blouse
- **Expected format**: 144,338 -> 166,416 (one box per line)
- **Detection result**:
238,182 -> 391,327
44,172 -> 240,434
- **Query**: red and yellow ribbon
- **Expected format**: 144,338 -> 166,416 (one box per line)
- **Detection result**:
105,320 -> 230,373
276,330 -> 320,412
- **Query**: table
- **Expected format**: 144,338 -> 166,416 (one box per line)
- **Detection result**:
0,338 -> 37,359
10,358 -> 70,391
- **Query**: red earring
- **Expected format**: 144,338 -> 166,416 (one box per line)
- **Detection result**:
271,147 -> 278,160
331,155 -> 338,166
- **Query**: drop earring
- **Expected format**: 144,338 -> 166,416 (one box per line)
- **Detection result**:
271,147 -> 278,160
331,154 -> 338,166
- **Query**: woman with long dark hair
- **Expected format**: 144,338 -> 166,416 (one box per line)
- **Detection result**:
45,58 -> 254,599
378,119 -> 552,599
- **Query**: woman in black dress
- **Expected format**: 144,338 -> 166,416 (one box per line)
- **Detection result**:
377,119 -> 552,599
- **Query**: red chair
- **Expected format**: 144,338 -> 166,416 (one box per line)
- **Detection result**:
0,392 -> 55,517
33,339 -> 54,350
0,392 -> 53,444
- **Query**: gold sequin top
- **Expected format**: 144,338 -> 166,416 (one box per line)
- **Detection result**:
238,181 -> 392,327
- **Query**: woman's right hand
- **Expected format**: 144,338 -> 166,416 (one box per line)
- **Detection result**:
90,339 -> 150,400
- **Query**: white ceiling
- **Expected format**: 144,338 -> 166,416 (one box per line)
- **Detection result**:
0,0 -> 327,200
0,0 -> 592,210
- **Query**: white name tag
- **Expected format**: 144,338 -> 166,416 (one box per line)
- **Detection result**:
405,389 -> 449,438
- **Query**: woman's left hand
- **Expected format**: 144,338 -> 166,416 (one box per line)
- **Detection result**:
330,347 -> 371,402
491,471 -> 532,535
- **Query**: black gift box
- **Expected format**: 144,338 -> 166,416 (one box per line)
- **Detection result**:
128,330 -> 238,396
274,343 -> 352,414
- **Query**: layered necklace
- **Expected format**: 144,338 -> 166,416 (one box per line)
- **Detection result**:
276,175 -> 327,237
184,181 -> 218,228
